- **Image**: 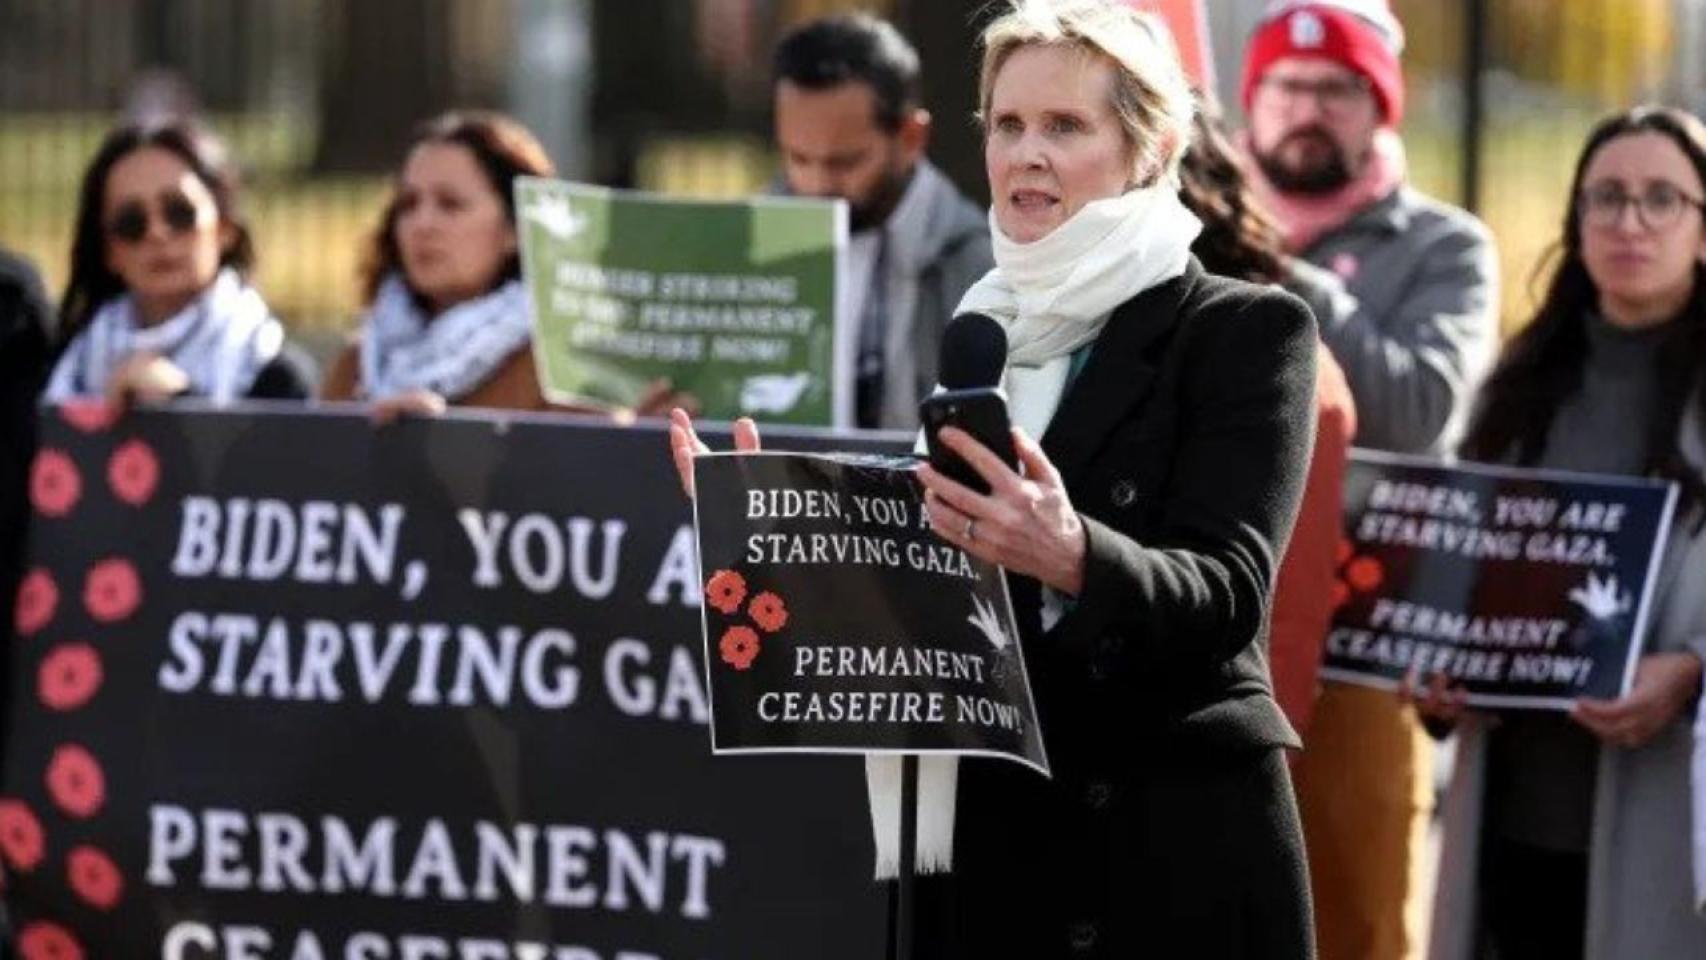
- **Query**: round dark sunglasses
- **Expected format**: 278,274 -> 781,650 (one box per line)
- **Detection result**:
106,192 -> 201,244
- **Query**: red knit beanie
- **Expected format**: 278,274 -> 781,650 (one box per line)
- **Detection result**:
1241,3 -> 1405,124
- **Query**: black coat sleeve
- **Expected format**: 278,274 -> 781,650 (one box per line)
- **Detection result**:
0,254 -> 54,627
1064,291 -> 1318,672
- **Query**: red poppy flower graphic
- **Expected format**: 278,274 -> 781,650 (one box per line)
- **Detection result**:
748,591 -> 789,633
82,558 -> 141,624
67,845 -> 123,910
29,450 -> 81,518
705,569 -> 747,615
1345,555 -> 1386,593
14,569 -> 58,637
0,800 -> 45,872
38,644 -> 102,712
45,745 -> 105,819
59,399 -> 117,434
17,922 -> 83,960
106,439 -> 160,506
719,625 -> 761,671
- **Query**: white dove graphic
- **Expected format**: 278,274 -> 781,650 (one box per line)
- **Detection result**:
739,372 -> 813,414
526,193 -> 588,241
1568,572 -> 1632,622
967,593 -> 1011,653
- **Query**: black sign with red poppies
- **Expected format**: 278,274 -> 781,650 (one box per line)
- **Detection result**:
1322,450 -> 1677,709
691,452 -> 1049,775
4,403 -> 904,959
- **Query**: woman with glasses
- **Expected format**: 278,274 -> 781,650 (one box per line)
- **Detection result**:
1415,106 -> 1706,960
46,120 -> 313,405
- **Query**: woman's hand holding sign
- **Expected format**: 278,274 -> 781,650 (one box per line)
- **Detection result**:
917,426 -> 1086,598
1404,651 -> 1704,750
108,352 -> 191,407
1571,651 -> 1703,749
669,407 -> 759,498
1399,669 -> 1472,739
369,389 -> 449,425
668,411 -> 1089,595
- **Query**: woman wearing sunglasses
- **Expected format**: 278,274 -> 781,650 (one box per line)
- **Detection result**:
1415,106 -> 1706,960
45,120 -> 313,405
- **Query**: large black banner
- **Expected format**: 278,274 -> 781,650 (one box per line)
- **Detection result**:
3,403 -> 901,959
1323,450 -> 1677,709
691,453 -> 1047,775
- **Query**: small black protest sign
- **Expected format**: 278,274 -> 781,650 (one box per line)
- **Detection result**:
1323,450 -> 1678,709
692,452 -> 1049,774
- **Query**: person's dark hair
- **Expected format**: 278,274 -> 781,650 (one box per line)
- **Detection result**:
1179,101 -> 1287,285
772,13 -> 922,132
59,119 -> 254,347
1463,106 -> 1706,506
359,111 -> 555,306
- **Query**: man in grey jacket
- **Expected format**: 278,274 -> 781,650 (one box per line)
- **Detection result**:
771,14 -> 992,430
1238,3 -> 1500,959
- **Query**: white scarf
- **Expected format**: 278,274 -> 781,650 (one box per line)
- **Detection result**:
868,185 -> 1202,882
957,184 -> 1203,440
43,269 -> 281,403
357,275 -> 533,401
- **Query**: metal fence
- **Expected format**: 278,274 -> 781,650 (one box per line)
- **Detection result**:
1,0 -> 1703,340
1386,0 -> 1702,330
0,0 -> 519,339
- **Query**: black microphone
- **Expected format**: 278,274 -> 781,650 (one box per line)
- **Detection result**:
937,312 -> 1008,390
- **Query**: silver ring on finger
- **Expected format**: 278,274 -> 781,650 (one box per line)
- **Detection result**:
965,518 -> 977,542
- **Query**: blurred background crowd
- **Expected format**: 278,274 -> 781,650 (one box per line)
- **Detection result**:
2,0 -> 1702,356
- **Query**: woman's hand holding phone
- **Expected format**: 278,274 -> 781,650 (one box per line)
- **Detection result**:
917,425 -> 1086,597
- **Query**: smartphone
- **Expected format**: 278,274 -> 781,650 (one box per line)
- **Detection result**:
919,388 -> 1017,494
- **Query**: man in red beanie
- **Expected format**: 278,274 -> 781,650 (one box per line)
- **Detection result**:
1239,3 -> 1500,960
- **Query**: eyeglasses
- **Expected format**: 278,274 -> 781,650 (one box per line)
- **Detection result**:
1256,75 -> 1373,113
1578,181 -> 1706,231
105,192 -> 201,244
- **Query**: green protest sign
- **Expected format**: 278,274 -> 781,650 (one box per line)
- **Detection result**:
516,178 -> 848,425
